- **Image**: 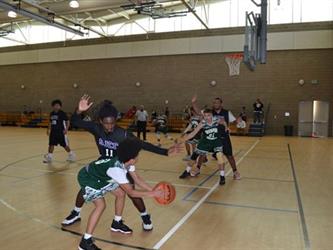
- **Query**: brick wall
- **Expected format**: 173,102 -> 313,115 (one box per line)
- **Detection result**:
0,49 -> 332,135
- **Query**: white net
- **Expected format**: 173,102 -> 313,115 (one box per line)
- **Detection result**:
225,54 -> 243,76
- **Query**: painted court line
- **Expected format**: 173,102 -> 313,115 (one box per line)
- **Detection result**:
0,198 -> 153,250
288,144 -> 311,250
181,149 -> 242,201
185,199 -> 298,213
146,181 -> 212,190
152,139 -> 260,250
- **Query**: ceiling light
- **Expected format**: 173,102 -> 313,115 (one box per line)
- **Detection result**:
69,0 -> 79,8
8,11 -> 17,18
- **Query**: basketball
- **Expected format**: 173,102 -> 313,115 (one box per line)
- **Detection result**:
153,182 -> 176,205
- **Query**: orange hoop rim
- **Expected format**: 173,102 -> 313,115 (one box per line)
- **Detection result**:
225,53 -> 243,59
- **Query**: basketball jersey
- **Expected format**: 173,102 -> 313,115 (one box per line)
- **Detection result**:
189,116 -> 201,131
83,158 -> 134,189
50,110 -> 68,133
71,112 -> 168,159
213,109 -> 235,136
156,115 -> 167,128
201,117 -> 222,141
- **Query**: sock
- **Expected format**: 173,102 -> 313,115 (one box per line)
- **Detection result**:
69,151 -> 74,155
84,233 -> 92,240
74,206 -> 81,213
140,211 -> 148,217
48,153 -> 53,157
220,170 -> 225,177
186,166 -> 191,172
114,215 -> 122,222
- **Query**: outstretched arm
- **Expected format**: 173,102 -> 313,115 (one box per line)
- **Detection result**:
71,95 -> 96,133
129,171 -> 153,191
191,95 -> 202,116
181,122 -> 203,142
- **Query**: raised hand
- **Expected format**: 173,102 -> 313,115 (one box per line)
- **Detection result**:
191,94 -> 197,104
78,94 -> 93,112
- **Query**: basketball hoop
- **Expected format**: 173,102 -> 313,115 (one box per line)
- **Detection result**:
225,53 -> 243,76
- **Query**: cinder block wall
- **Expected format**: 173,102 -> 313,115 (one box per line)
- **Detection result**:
0,49 -> 332,135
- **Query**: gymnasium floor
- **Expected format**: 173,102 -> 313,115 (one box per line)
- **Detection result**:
0,127 -> 332,250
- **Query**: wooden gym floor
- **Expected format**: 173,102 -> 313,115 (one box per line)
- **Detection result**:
0,127 -> 332,250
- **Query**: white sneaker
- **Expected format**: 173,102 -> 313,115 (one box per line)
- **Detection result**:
43,154 -> 52,163
233,171 -> 241,180
67,152 -> 76,162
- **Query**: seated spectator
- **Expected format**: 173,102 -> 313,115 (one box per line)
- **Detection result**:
253,98 -> 264,124
124,105 -> 137,119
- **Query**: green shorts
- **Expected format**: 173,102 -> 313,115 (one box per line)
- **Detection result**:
195,138 -> 223,155
78,167 -> 119,202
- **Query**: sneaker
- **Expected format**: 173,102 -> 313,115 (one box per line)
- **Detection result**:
141,214 -> 153,231
61,210 -> 81,226
110,220 -> 133,234
179,170 -> 190,179
233,171 -> 241,180
78,237 -> 101,250
219,176 -> 226,186
67,152 -> 76,162
190,166 -> 200,177
43,154 -> 52,163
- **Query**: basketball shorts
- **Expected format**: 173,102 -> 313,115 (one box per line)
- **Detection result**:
49,131 -> 68,147
78,167 -> 119,202
195,138 -> 223,155
222,135 -> 233,156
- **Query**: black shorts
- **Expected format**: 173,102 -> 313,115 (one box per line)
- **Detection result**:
49,132 -> 68,147
222,135 -> 233,156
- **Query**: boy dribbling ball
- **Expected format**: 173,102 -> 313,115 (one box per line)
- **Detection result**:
77,138 -> 166,250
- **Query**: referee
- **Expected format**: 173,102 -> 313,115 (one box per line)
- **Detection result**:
136,105 -> 148,141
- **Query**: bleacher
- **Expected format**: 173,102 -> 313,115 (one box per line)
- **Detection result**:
0,112 -> 49,128
0,112 -> 254,136
117,117 -> 187,132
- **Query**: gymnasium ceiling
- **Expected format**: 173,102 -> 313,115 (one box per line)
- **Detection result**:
0,0 -> 198,28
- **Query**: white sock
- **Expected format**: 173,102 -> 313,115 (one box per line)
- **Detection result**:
47,153 -> 53,157
186,166 -> 191,172
74,206 -> 81,213
114,215 -> 122,222
220,170 -> 225,176
84,233 -> 92,240
69,151 -> 74,155
140,211 -> 148,217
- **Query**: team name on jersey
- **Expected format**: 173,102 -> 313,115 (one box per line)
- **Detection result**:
204,127 -> 218,134
98,138 -> 119,150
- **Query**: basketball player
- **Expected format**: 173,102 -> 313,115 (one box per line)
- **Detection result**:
154,114 -> 173,147
43,99 -> 75,163
179,109 -> 228,185
192,96 -> 241,180
182,108 -> 201,160
62,95 -> 181,231
78,138 -> 166,250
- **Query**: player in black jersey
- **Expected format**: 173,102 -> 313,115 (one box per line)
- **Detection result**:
62,95 -> 181,232
43,99 -> 75,163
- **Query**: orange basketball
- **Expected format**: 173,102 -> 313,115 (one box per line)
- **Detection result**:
153,181 -> 176,205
